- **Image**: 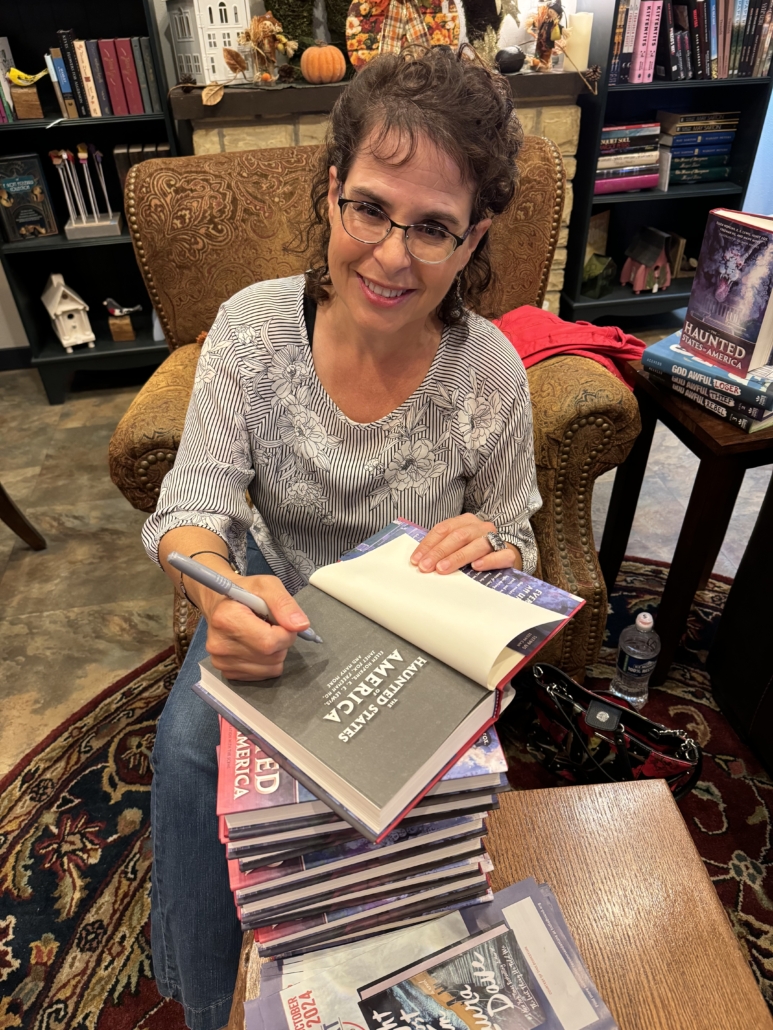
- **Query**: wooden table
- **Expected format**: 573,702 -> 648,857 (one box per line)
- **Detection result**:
598,361 -> 773,684
229,780 -> 772,1030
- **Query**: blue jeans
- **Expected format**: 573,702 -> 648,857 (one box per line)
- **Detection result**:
150,536 -> 275,1030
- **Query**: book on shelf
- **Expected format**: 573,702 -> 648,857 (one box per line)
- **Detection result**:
140,37 -> 163,112
248,879 -> 617,1029
658,109 -> 739,130
98,40 -> 129,116
641,329 -> 773,407
671,153 -> 730,166
686,0 -> 707,75
49,47 -> 79,119
73,39 -> 102,117
0,154 -> 59,242
655,0 -> 682,76
0,38 -> 16,122
56,30 -> 90,118
194,518 -> 583,843
115,38 -> 145,115
709,0 -> 719,75
131,37 -> 153,114
662,129 -> 736,146
43,54 -> 68,119
670,142 -> 733,156
631,0 -> 657,81
601,121 -> 661,138
85,40 -> 112,116
610,0 -> 636,82
680,209 -> 773,375
646,1 -> 666,79
594,172 -> 660,194
598,150 -> 660,169
660,119 -> 739,134
671,165 -> 732,181
645,365 -> 772,417
597,164 -> 661,180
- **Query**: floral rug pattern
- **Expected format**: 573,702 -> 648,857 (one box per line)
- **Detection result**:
1,560 -> 772,1026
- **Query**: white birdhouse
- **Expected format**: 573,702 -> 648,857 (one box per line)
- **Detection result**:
41,274 -> 96,353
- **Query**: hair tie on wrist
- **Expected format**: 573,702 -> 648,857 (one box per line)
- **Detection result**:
178,550 -> 238,609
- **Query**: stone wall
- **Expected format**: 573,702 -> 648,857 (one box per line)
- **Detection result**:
191,102 -> 580,314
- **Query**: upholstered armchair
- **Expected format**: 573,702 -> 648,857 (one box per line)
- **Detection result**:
109,139 -> 640,680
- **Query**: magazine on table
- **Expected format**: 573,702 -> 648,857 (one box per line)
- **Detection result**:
194,519 -> 583,842
246,878 -> 617,1030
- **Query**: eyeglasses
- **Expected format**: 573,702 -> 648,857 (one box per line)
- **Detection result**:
337,193 -> 474,265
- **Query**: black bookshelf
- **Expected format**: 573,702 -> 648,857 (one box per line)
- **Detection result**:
560,0 -> 773,324
0,0 -> 177,403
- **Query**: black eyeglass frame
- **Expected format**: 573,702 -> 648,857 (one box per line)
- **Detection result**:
337,194 -> 475,263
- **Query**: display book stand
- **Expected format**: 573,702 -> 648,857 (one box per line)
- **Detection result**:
0,0 -> 177,404
558,0 -> 773,325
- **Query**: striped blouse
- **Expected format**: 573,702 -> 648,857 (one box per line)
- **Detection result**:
142,275 -> 542,593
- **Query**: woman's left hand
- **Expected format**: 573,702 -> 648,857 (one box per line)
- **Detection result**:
410,513 -> 522,575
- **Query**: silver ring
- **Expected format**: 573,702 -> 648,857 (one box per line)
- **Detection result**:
486,531 -> 507,552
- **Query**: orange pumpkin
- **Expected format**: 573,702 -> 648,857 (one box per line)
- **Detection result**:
300,41 -> 347,84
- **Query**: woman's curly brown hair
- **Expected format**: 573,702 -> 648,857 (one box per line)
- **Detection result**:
300,46 -> 523,325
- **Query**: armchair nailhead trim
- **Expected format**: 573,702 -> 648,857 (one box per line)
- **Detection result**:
552,418 -> 612,668
125,164 -> 175,350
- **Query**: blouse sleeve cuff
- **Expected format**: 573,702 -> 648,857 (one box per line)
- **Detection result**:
499,522 -> 539,576
141,512 -> 249,575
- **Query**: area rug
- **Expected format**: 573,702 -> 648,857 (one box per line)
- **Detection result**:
502,557 -> 773,1011
1,560 -> 771,1029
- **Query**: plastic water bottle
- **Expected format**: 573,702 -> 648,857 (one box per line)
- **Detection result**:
609,613 -> 660,710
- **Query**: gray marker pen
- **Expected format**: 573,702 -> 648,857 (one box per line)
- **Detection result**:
167,551 -> 323,644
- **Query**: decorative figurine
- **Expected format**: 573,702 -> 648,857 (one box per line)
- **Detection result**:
524,1 -> 568,69
104,297 -> 142,341
41,274 -> 95,353
237,13 -> 298,82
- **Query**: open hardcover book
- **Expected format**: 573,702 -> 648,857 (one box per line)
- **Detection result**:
194,519 -> 583,842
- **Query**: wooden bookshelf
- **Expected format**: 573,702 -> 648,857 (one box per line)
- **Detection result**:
0,0 -> 176,402
560,0 -> 773,324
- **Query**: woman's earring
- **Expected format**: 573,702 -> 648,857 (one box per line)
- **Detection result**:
449,274 -> 464,320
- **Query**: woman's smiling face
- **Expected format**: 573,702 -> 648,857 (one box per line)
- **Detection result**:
325,129 -> 491,337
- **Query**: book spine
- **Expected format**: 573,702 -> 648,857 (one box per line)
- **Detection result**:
642,347 -> 773,408
698,0 -> 711,73
597,164 -> 659,177
670,120 -> 739,130
609,0 -> 631,83
115,38 -> 144,115
713,0 -> 725,72
762,26 -> 773,69
131,37 -> 153,113
731,0 -> 750,72
645,0 -> 665,77
630,0 -> 655,79
73,39 -> 102,117
50,48 -> 78,119
753,5 -> 773,71
85,40 -> 112,116
672,153 -> 730,164
593,172 -> 660,193
0,37 -> 16,118
687,0 -> 707,73
44,53 -> 69,119
112,144 -> 131,190
748,0 -> 771,70
598,150 -> 661,166
669,166 -> 731,179
671,143 -> 733,154
656,0 -> 681,75
717,0 -> 727,73
743,0 -> 766,70
98,40 -> 129,116
647,368 -> 768,416
667,130 -> 736,142
656,375 -> 755,429
621,0 -> 643,80
140,36 -> 163,113
675,28 -> 688,74
658,147 -> 672,188
57,30 -> 90,117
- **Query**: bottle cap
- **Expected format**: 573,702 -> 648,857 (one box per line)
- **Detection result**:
635,612 -> 654,632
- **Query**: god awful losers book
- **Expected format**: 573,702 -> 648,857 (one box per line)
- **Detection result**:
194,521 -> 583,842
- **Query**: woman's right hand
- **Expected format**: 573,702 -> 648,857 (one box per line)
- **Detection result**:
201,573 -> 311,681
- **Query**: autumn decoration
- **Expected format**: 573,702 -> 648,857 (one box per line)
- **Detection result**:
523,0 -> 569,70
201,11 -> 299,102
345,0 -> 460,71
300,41 -> 347,83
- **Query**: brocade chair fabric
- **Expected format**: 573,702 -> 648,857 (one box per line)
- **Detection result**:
109,139 -> 640,679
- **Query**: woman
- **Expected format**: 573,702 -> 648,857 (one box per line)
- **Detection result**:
142,46 -> 541,1030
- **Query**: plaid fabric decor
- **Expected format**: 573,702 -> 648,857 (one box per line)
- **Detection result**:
346,0 -> 459,70
379,0 -> 431,53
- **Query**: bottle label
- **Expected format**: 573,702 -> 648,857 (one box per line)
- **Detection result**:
616,651 -> 656,679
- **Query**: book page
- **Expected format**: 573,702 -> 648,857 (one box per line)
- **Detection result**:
310,534 -> 565,689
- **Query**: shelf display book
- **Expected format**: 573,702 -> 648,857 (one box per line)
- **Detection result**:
560,0 -> 773,325
0,0 -> 177,403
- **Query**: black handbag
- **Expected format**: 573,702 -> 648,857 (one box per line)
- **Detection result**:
503,663 -> 703,800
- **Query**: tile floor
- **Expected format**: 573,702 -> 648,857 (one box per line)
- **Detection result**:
1,358 -> 771,777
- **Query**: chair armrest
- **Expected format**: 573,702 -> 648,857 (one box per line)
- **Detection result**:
526,355 -> 641,679
108,343 -> 199,512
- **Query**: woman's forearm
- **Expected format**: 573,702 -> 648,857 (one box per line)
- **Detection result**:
158,527 -> 240,619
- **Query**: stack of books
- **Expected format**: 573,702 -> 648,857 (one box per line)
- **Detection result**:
658,109 -> 737,188
217,717 -> 510,956
195,518 -> 584,958
0,32 -> 162,123
595,122 -> 661,195
243,879 -> 618,1029
641,208 -> 773,434
612,0 -> 773,82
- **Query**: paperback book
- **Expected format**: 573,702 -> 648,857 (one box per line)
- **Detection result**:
645,365 -> 771,418
247,879 -> 618,1030
194,519 -> 582,841
680,208 -> 773,374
